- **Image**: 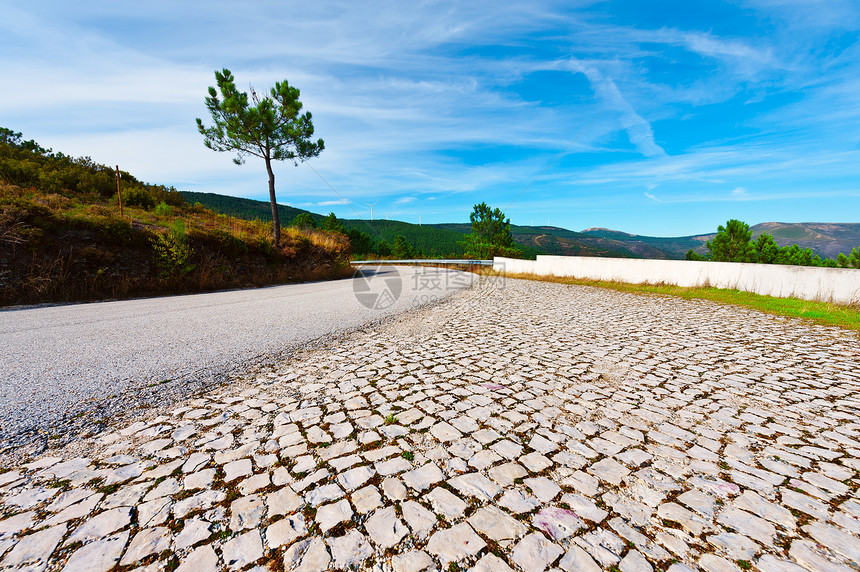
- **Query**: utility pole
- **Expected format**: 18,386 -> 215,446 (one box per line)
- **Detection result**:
115,165 -> 124,218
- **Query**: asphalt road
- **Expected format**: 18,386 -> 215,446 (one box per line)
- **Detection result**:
0,266 -> 475,444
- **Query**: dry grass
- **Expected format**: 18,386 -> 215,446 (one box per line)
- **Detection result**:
495,271 -> 860,333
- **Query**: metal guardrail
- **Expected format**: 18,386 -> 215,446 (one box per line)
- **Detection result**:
350,259 -> 493,266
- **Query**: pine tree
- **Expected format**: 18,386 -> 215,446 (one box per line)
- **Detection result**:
197,69 -> 323,246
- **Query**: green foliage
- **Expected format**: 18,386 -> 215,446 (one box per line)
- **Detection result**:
346,220 -> 465,257
346,228 -> 374,256
753,233 -> 781,263
150,220 -> 195,277
0,127 -> 51,155
847,247 -> 860,269
392,235 -> 418,259
377,240 -> 392,257
196,68 -> 323,245
685,249 -> 706,261
154,202 -> 173,216
291,212 -> 317,229
462,202 -> 522,259
125,187 -> 156,210
707,219 -> 755,262
700,219 -> 854,268
321,212 -> 345,234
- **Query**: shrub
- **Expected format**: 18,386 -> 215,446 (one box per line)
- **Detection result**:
124,187 -> 156,210
154,202 -> 173,216
291,212 -> 317,229
150,220 -> 194,277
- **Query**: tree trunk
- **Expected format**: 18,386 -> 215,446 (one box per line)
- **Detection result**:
265,156 -> 280,246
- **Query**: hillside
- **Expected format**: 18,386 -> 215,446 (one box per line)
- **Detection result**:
181,191 -> 858,261
183,193 -> 544,258
0,130 -> 351,306
433,223 -> 657,258
750,222 -> 860,259
182,191 -> 314,227
182,193 -> 647,259
580,228 -> 708,258
340,220 -> 469,258
580,223 -> 860,259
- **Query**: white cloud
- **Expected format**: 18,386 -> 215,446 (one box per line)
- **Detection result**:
568,59 -> 666,158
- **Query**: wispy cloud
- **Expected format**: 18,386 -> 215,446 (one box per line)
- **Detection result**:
568,59 -> 666,158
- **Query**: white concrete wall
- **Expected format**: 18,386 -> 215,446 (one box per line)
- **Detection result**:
493,255 -> 860,305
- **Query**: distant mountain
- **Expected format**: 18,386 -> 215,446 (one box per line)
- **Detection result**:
428,223 -> 638,258
580,223 -> 860,259
579,228 -> 708,259
182,192 -> 858,260
750,222 -> 860,259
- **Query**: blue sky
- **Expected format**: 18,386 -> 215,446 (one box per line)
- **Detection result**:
2,0 -> 859,236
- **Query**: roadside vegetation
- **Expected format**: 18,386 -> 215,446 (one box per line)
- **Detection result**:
0,128 -> 350,307
688,219 -> 859,268
462,202 -> 522,259
497,272 -> 860,332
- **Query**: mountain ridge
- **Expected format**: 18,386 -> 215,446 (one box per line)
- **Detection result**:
182,192 -> 859,260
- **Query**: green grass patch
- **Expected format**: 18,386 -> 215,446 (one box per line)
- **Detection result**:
502,272 -> 860,332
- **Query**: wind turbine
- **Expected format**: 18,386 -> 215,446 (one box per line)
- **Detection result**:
365,202 -> 377,221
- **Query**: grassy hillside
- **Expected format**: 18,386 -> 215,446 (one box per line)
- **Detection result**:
0,130 -> 351,306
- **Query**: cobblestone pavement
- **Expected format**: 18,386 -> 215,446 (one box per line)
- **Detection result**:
1,277 -> 858,572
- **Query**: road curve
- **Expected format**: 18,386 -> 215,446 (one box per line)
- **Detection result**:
0,265 -> 474,443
